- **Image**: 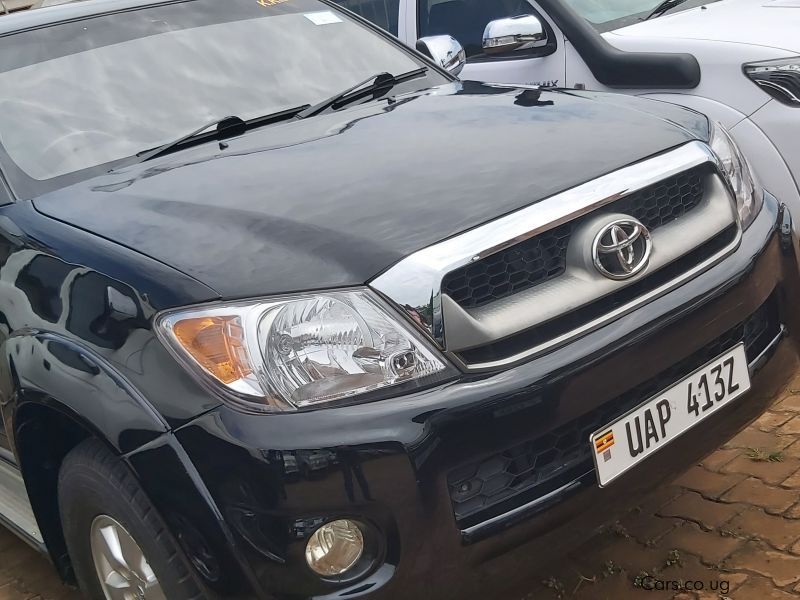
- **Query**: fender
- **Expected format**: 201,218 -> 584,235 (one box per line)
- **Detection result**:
2,332 -> 265,598
0,199 -> 255,593
127,433 -> 268,598
0,330 -> 170,582
0,200 -> 224,429
3,331 -> 168,457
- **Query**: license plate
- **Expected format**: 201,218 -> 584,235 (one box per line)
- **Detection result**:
590,344 -> 750,487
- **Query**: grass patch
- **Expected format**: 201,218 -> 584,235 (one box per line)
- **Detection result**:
745,448 -> 784,462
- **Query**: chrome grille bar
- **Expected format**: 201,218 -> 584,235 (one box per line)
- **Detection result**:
370,142 -> 733,362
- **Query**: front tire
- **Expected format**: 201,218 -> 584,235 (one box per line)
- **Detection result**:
58,439 -> 203,600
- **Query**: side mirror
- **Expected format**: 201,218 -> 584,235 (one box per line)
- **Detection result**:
416,35 -> 466,77
482,14 -> 548,55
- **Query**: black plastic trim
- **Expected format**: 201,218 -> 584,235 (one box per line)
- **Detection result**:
458,308 -> 784,543
535,0 -> 700,88
460,471 -> 594,544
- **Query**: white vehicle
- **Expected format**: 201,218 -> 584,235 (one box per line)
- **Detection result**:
1,0 -> 79,12
336,0 -> 800,222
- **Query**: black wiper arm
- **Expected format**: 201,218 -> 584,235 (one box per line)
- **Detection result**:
135,105 -> 309,164
643,0 -> 689,20
295,67 -> 428,120
136,115 -> 246,163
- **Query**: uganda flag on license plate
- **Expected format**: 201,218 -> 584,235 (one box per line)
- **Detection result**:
595,430 -> 614,454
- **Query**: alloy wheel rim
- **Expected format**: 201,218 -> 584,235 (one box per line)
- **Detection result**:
90,515 -> 165,600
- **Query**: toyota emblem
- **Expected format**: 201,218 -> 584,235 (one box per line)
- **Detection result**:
592,218 -> 652,280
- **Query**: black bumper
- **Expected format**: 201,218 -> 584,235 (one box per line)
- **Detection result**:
145,194 -> 800,599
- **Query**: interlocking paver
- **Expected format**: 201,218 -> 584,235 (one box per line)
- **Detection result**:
780,416 -> 800,435
699,448 -> 739,471
721,477 -> 798,513
658,491 -> 743,529
754,411 -> 794,432
0,528 -> 79,600
657,521 -> 742,564
728,507 -> 800,549
780,439 -> 800,459
722,454 -> 800,485
781,467 -> 800,489
724,428 -> 795,451
724,542 -> 800,587
634,484 -> 685,515
617,512 -> 679,545
673,465 -> 746,497
773,393 -> 800,412
736,576 -> 799,599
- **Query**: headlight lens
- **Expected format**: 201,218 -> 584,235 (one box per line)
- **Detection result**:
744,57 -> 800,106
709,122 -> 763,228
156,289 -> 451,411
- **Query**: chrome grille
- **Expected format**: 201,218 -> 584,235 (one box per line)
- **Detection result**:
442,222 -> 573,310
457,224 -> 737,366
442,167 -> 705,309
370,142 -> 742,369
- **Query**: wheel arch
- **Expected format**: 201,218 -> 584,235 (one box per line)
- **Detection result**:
2,331 -> 264,597
1,330 -> 170,581
14,400 -> 96,581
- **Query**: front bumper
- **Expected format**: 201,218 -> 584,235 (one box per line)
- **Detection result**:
167,193 -> 800,600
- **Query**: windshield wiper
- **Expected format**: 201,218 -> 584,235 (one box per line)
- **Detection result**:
643,0 -> 689,20
134,105 -> 309,164
295,67 -> 428,120
130,68 -> 427,165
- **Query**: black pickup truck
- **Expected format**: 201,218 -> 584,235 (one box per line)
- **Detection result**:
0,0 -> 797,599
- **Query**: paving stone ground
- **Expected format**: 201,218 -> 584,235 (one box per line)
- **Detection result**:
0,525 -> 80,600
5,372 -> 800,599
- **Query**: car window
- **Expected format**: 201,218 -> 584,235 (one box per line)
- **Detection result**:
0,0 -> 444,199
334,0 -> 400,35
564,0 -> 656,23
418,0 -> 534,59
562,0 -> 714,32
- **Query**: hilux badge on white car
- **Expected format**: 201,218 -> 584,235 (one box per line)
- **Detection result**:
592,218 -> 652,280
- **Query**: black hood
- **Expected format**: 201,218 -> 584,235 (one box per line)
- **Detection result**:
34,81 -> 709,299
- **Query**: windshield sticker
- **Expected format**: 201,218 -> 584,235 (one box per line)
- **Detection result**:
304,11 -> 343,25
257,0 -> 290,6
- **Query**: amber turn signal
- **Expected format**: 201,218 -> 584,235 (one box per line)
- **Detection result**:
172,316 -> 252,384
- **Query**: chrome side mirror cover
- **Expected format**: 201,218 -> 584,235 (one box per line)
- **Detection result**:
416,35 -> 466,77
482,15 -> 547,55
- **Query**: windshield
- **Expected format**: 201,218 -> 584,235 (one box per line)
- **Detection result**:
563,0 -> 707,31
0,0 -> 442,197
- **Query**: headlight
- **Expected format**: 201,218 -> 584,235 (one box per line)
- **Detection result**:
156,289 -> 452,412
709,122 -> 763,228
744,57 -> 800,106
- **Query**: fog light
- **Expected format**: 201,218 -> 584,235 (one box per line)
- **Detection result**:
305,519 -> 364,576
